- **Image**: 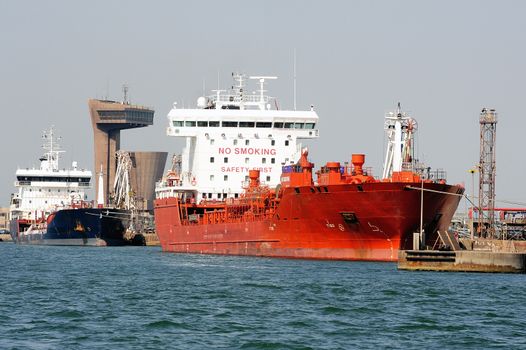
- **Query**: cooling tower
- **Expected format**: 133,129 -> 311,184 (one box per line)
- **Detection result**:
129,151 -> 168,211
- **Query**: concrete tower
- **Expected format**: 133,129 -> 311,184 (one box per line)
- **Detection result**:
89,98 -> 154,205
478,108 -> 497,238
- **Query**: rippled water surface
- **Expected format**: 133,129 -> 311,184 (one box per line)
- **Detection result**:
1,243 -> 525,349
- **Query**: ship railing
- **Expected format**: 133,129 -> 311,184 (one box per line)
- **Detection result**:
182,199 -> 276,226
420,169 -> 447,182
209,94 -> 272,104
401,162 -> 413,171
241,180 -> 268,189
188,212 -> 274,226
15,181 -> 31,186
321,165 -> 374,177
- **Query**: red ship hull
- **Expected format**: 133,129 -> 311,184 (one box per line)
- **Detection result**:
154,182 -> 463,261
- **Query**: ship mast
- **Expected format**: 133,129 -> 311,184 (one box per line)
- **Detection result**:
40,126 -> 64,172
382,103 -> 418,179
249,76 -> 277,110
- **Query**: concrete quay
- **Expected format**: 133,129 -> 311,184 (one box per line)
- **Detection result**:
398,235 -> 526,273
398,249 -> 526,273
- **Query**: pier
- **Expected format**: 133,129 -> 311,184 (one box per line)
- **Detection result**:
398,240 -> 526,273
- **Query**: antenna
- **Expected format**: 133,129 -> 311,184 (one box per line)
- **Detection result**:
122,84 -> 129,104
293,48 -> 297,111
105,77 -> 110,100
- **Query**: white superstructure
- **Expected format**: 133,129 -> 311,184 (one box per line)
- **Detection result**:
156,73 -> 319,200
9,127 -> 92,222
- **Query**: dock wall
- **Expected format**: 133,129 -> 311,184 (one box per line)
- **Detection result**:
398,250 -> 526,273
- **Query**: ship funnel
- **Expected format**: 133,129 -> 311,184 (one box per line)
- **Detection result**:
352,154 -> 365,175
249,169 -> 260,188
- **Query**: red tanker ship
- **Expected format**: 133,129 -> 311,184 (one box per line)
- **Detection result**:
154,151 -> 463,261
153,75 -> 463,261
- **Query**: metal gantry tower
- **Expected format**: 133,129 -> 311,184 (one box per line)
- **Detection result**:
478,108 -> 497,238
113,150 -> 135,211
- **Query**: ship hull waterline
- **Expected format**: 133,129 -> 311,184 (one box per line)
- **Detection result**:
154,182 -> 463,262
10,208 -> 131,247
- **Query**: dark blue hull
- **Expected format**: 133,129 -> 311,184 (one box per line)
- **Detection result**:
11,208 -> 132,246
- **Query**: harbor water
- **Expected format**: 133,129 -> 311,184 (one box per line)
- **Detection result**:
1,243 -> 525,349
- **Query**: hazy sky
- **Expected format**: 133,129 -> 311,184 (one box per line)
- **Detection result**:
1,0 -> 525,209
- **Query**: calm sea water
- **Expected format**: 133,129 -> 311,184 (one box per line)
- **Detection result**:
0,243 -> 525,350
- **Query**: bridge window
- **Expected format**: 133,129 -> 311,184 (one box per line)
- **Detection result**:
305,123 -> 315,129
197,121 -> 208,127
239,121 -> 255,127
99,110 -> 126,119
284,122 -> 294,128
256,122 -> 272,128
173,121 -> 184,127
294,123 -> 304,129
274,122 -> 284,128
209,121 -> 220,127
222,121 -> 238,127
185,121 -> 196,127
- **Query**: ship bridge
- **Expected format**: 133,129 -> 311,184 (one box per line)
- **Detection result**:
161,73 -> 320,201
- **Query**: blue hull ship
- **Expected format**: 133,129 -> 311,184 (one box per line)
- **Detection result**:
10,208 -> 133,246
